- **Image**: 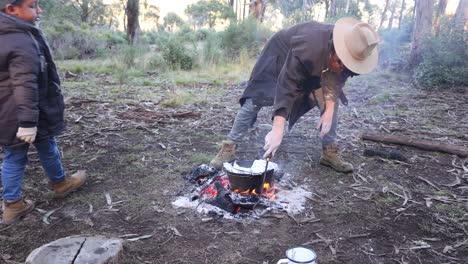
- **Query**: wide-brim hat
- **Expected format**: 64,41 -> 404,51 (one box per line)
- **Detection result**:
333,17 -> 379,74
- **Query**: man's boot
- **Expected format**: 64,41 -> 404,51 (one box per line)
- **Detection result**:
1,199 -> 35,225
53,170 -> 87,198
320,144 -> 354,173
210,140 -> 236,170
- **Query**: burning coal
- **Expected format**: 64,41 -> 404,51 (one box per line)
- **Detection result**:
173,161 -> 313,219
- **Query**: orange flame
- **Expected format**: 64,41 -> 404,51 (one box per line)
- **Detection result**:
232,182 -> 276,200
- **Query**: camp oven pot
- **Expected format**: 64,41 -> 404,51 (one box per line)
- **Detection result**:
223,160 -> 275,193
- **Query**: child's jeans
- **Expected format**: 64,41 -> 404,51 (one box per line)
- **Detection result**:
1,136 -> 65,202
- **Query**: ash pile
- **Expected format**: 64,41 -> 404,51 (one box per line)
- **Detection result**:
172,160 -> 313,220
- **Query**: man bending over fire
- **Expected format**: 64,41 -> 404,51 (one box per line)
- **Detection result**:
210,17 -> 379,173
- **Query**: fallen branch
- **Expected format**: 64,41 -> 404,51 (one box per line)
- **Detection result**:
361,133 -> 468,157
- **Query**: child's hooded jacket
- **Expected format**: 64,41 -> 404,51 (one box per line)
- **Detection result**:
0,12 -> 64,147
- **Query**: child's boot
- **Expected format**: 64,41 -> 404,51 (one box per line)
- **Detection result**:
320,144 -> 354,173
1,199 -> 35,225
210,140 -> 236,170
53,170 -> 87,198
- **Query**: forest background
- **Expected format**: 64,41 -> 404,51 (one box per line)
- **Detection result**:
40,0 -> 467,89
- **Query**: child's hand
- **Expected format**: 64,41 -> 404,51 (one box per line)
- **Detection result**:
16,127 -> 37,144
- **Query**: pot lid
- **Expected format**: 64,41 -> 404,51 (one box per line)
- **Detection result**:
223,160 -> 278,175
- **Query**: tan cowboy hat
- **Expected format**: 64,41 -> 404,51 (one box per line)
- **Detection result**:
333,17 -> 379,74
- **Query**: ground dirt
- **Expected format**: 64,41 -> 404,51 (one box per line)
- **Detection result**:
0,70 -> 467,264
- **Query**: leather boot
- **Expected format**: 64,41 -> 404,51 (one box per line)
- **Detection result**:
53,170 -> 87,198
210,140 -> 236,170
1,199 -> 35,225
319,144 -> 354,173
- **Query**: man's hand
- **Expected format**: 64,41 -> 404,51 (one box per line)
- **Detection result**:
316,100 -> 335,138
263,115 -> 286,158
263,130 -> 283,158
16,127 -> 37,144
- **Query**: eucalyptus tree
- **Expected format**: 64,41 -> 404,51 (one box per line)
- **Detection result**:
62,0 -> 107,24
126,0 -> 140,44
163,12 -> 185,32
409,0 -> 434,66
185,0 -> 235,29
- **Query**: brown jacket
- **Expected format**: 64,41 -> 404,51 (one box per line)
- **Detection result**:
241,21 -> 349,129
0,13 -> 64,147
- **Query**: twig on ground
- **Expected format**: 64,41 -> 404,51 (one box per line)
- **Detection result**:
348,233 -> 371,239
417,176 -> 441,191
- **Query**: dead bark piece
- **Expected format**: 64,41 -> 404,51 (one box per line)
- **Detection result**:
361,133 -> 468,157
363,148 -> 408,161
25,235 -> 124,264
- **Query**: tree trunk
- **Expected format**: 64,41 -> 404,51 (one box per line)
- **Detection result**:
260,0 -> 268,22
249,0 -> 264,20
345,0 -> 351,14
325,0 -> 330,19
126,0 -> 140,45
433,0 -> 447,35
243,0 -> 247,20
409,0 -> 434,67
379,0 -> 390,30
398,0 -> 406,29
388,0 -> 397,29
455,0 -> 467,28
330,0 -> 336,17
81,0 -> 90,23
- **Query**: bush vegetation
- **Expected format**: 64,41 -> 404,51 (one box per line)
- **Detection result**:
46,18 -> 271,75
413,20 -> 467,89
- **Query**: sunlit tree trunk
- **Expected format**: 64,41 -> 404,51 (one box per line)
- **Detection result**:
379,0 -> 390,30
398,0 -> 406,29
243,0 -> 247,20
388,0 -> 397,29
324,0 -> 330,18
345,0 -> 351,14
126,0 -> 140,45
409,0 -> 434,66
433,0 -> 447,35
454,0 -> 467,29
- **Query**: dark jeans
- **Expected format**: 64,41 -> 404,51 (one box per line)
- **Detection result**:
228,89 -> 339,146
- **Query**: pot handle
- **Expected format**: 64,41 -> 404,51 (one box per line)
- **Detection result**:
276,259 -> 289,264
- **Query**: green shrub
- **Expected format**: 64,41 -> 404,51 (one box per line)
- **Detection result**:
202,32 -> 224,65
221,18 -> 272,57
121,45 -> 138,68
161,90 -> 198,107
195,28 -> 213,41
413,21 -> 467,89
157,35 -> 195,70
104,31 -> 127,48
44,21 -> 105,60
146,52 -> 168,71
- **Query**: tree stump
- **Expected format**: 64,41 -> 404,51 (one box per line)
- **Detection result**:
25,235 -> 124,264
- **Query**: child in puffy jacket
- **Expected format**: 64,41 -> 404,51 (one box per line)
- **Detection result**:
0,0 -> 86,225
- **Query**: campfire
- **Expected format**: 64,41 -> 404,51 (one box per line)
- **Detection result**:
196,170 -> 277,214
172,160 -> 313,219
